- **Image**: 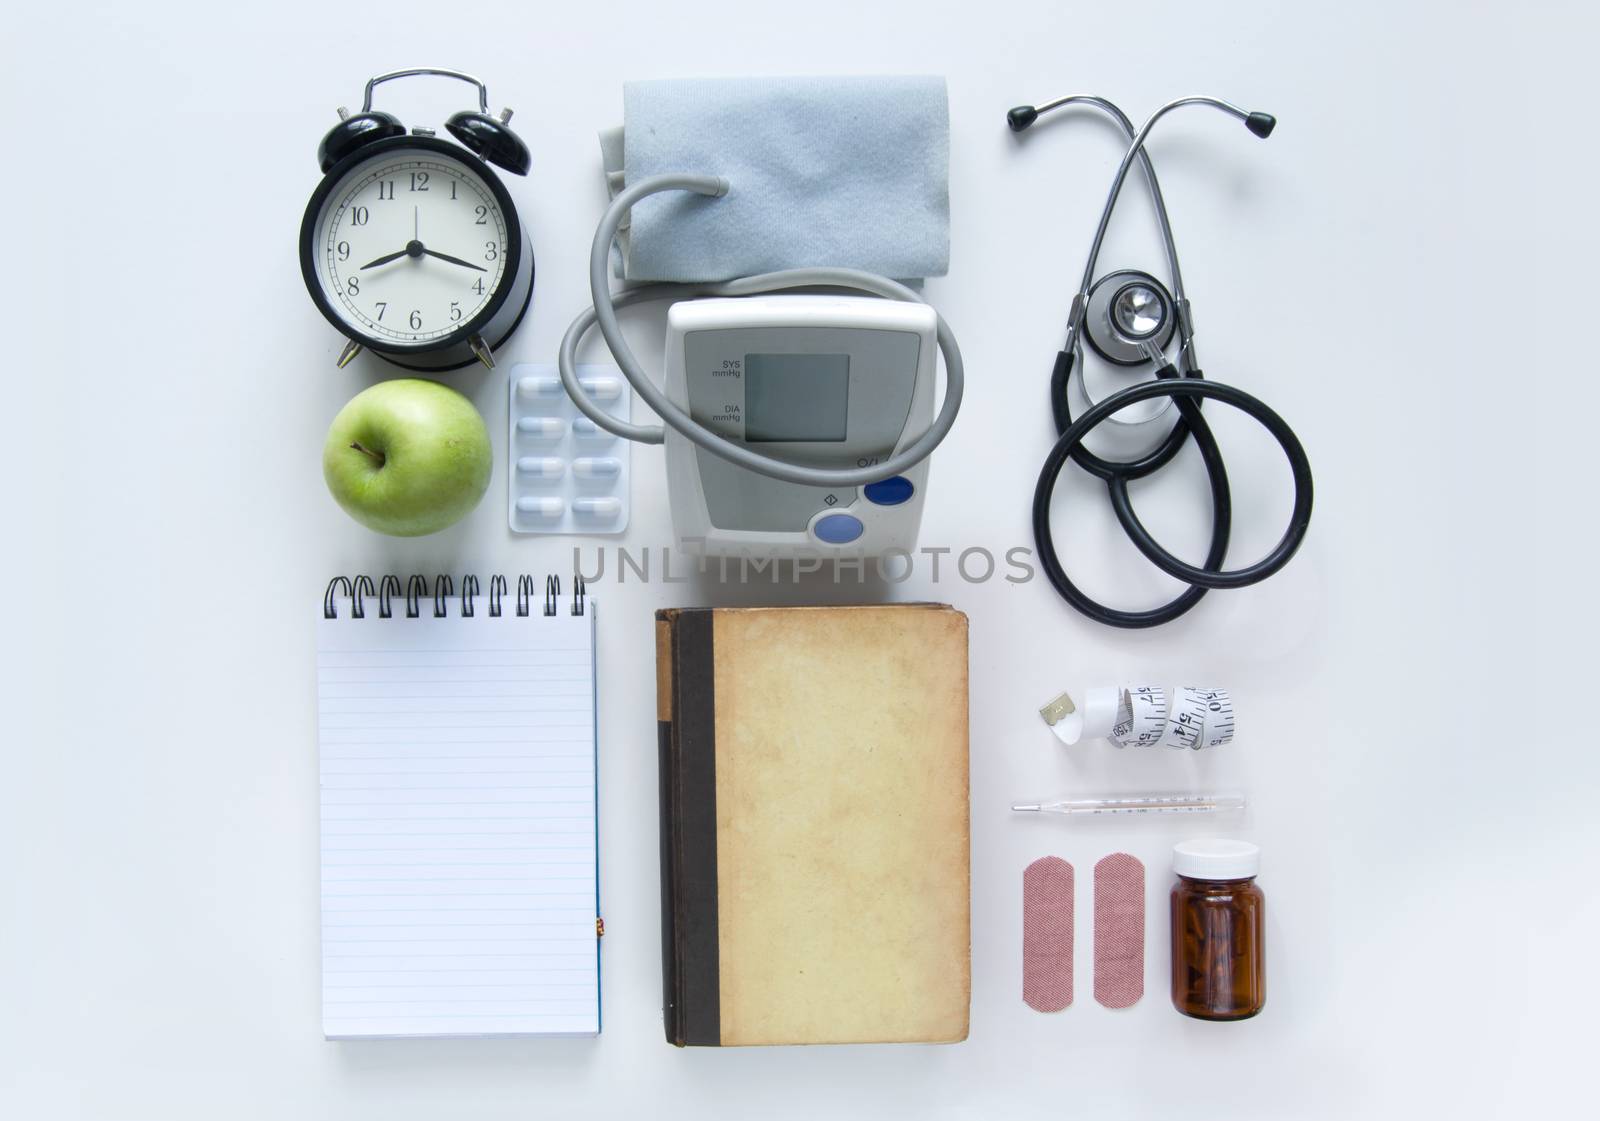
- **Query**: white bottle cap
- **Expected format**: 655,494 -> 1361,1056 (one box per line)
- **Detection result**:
1172,838 -> 1260,881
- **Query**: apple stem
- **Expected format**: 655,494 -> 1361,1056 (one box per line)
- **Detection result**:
350,441 -> 386,468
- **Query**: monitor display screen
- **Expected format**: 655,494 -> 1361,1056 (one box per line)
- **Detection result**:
742,353 -> 850,442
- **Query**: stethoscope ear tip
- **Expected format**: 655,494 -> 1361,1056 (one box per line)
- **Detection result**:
1246,112 -> 1276,139
1006,105 -> 1040,133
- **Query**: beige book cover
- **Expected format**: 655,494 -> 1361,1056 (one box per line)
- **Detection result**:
656,604 -> 970,1046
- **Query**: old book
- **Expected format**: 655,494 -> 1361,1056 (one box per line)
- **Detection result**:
655,604 -> 970,1047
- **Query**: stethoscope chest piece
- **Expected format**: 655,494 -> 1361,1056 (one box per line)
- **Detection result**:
1084,269 -> 1175,366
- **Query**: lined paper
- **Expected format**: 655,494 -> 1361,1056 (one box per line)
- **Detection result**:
317,597 -> 598,1038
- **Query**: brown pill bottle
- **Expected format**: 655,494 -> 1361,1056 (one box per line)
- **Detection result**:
1170,839 -> 1265,1021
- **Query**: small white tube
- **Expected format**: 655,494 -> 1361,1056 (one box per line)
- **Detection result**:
517,416 -> 565,438
516,456 -> 566,479
517,375 -> 563,397
515,496 -> 565,517
578,376 -> 622,401
572,456 -> 622,479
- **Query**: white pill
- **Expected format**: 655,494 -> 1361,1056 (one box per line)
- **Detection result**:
517,375 -> 562,397
572,456 -> 622,479
573,497 -> 623,517
572,416 -> 612,439
578,376 -> 622,401
516,456 -> 566,479
517,416 -> 564,438
516,496 -> 565,517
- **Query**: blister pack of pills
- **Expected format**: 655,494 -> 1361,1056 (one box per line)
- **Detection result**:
507,363 -> 631,535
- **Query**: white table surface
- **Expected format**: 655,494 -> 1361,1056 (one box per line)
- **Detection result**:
2,1 -> 1585,1117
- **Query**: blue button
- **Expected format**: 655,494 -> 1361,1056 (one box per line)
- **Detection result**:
813,513 -> 865,544
863,475 -> 915,506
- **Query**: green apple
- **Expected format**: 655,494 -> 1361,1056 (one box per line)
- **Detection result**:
323,378 -> 492,537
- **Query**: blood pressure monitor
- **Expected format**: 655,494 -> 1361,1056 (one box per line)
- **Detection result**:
560,173 -> 965,562
663,296 -> 937,558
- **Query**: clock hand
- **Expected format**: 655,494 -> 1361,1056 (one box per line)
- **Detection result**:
361,239 -> 428,271
360,248 -> 410,270
422,248 -> 488,273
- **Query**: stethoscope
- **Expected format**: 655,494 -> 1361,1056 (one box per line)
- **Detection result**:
1007,95 -> 1314,629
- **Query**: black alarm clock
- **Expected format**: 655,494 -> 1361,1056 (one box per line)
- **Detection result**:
299,68 -> 535,372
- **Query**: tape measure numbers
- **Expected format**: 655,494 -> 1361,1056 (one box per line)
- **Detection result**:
1163,687 -> 1234,750
1042,686 -> 1234,751
1110,685 -> 1167,747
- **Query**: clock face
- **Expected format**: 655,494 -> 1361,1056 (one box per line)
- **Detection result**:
311,149 -> 511,346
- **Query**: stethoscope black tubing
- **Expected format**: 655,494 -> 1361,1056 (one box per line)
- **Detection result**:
1033,377 -> 1312,627
1106,386 -> 1313,590
1035,368 -> 1232,629
1050,348 -> 1201,481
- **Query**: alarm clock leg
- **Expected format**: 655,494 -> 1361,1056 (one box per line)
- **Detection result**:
336,339 -> 364,368
469,335 -> 496,370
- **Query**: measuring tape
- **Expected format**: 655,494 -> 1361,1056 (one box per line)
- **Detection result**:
1040,686 -> 1234,750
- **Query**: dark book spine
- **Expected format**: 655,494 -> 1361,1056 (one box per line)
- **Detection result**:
659,708 -> 679,1045
657,611 -> 682,1045
659,610 -> 722,1046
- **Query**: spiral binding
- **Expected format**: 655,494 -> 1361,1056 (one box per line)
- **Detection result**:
378,575 -> 401,619
323,574 -> 586,618
322,577 -> 351,619
351,575 -> 375,618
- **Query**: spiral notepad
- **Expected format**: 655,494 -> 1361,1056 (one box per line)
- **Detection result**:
317,574 -> 599,1039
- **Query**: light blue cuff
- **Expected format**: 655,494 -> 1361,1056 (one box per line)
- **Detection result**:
602,76 -> 950,283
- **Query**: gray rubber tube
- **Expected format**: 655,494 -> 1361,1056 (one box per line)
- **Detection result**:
556,173 -> 965,488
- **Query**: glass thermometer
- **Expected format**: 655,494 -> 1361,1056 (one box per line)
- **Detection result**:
1011,791 -> 1246,817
